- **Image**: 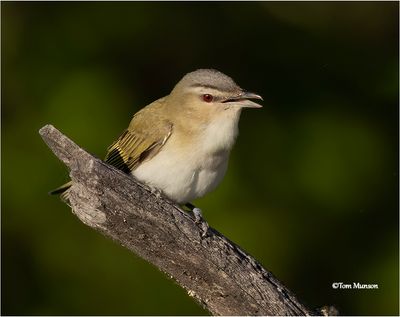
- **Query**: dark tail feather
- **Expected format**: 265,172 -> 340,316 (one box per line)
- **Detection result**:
49,181 -> 72,203
49,181 -> 72,195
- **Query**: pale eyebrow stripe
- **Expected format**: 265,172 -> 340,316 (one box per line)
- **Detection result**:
190,83 -> 220,90
190,83 -> 236,93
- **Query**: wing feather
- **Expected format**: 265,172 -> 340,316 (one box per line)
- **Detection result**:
104,98 -> 172,173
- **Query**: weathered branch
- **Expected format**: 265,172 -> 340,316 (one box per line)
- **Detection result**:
39,124 -> 324,316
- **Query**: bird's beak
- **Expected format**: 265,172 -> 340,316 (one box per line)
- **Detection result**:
222,91 -> 263,108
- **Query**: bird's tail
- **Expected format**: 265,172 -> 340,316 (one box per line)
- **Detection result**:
49,181 -> 72,202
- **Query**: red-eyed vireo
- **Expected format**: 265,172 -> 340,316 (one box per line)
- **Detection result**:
52,69 -> 262,213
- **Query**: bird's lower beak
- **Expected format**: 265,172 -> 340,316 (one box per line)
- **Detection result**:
222,91 -> 263,108
240,91 -> 263,108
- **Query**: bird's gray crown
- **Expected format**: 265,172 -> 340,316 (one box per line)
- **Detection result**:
176,69 -> 241,93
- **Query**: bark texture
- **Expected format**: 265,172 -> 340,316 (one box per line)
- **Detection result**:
40,124 -> 329,316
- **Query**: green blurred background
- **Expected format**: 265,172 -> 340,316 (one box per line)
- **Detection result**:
2,2 -> 399,315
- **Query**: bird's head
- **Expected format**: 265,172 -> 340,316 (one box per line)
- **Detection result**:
168,69 -> 263,118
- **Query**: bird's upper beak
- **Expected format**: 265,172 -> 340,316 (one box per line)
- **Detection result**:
222,91 -> 263,108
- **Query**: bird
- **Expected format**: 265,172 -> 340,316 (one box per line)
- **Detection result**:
51,69 -> 262,217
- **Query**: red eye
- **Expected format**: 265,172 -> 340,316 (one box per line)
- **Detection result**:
202,94 -> 214,102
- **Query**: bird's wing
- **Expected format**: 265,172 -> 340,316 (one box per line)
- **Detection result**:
105,99 -> 173,173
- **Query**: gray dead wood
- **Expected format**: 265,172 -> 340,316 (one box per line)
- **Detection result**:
39,124 -> 327,316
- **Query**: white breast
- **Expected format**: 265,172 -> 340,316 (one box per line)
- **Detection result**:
132,109 -> 241,204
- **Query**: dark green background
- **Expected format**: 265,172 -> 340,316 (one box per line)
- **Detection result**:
2,2 -> 399,315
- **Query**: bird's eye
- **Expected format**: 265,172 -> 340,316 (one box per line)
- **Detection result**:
202,94 -> 214,103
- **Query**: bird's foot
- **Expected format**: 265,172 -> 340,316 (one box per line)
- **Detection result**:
186,203 -> 209,237
149,185 -> 162,199
192,207 -> 203,222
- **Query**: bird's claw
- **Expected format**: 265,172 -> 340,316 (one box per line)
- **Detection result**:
192,207 -> 203,222
192,207 -> 209,237
149,186 -> 162,199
